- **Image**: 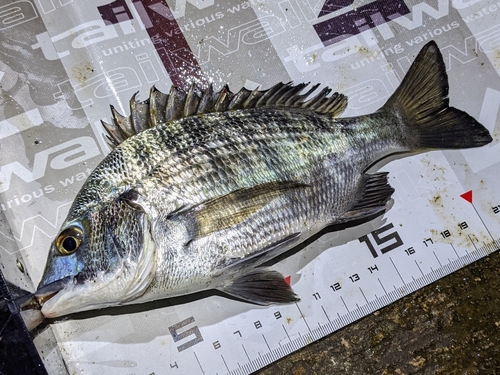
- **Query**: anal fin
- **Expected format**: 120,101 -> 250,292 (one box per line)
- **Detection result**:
220,268 -> 299,305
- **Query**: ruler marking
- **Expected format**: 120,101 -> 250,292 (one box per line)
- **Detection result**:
310,328 -> 319,341
377,278 -> 388,294
322,323 -> 330,336
352,310 -> 359,322
339,296 -> 350,312
479,242 -> 489,256
413,259 -> 424,276
491,240 -> 499,252
262,334 -> 271,352
282,324 -> 291,343
336,312 -> 343,327
331,316 -> 340,330
295,302 -> 312,333
317,324 -> 325,337
356,307 -> 363,318
245,360 -> 254,374
365,303 -> 371,314
468,234 -> 478,251
433,251 -> 443,267
242,344 -> 251,362
471,203 -> 495,241
294,335 -> 301,350
297,332 -> 306,349
450,243 -> 459,258
275,346 -> 282,361
359,287 -> 369,303
193,351 -> 205,375
361,304 -> 368,316
482,242 -> 493,254
258,356 -> 265,368
243,361 -> 252,374
389,257 -> 405,284
321,305 -> 331,322
221,354 -> 230,373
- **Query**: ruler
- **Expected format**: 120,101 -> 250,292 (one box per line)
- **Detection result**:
168,165 -> 500,375
44,149 -> 500,375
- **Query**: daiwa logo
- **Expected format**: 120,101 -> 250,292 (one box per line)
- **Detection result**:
54,68 -> 142,111
0,137 -> 100,193
314,0 -> 482,46
287,0 -> 485,73
31,0 -> 216,60
164,0 -> 215,18
31,19 -> 134,61
0,1 -> 38,31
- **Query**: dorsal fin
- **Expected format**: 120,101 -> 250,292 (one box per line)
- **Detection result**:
102,82 -> 348,148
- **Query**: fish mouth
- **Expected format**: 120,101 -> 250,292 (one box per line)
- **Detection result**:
35,277 -> 71,308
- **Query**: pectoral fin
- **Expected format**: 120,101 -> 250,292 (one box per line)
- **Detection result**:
174,181 -> 309,239
220,268 -> 299,305
119,189 -> 146,212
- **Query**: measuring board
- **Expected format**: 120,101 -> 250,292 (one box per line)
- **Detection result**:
1,0 -> 500,374
37,150 -> 500,375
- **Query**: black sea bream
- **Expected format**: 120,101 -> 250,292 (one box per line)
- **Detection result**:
36,41 -> 492,318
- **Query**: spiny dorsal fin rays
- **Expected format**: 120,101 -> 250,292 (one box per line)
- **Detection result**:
227,86 -> 252,110
101,117 -> 123,146
149,87 -> 168,128
166,86 -> 186,122
184,84 -> 201,117
102,82 -> 348,149
130,94 -> 151,134
197,83 -> 216,113
214,85 -> 233,112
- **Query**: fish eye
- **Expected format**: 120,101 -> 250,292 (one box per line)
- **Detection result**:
56,227 -> 83,255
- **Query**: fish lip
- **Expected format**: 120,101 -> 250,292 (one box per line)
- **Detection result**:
35,276 -> 72,306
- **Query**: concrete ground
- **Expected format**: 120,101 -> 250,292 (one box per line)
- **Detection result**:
257,251 -> 500,374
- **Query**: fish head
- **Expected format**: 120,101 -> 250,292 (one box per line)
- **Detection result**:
36,198 -> 157,318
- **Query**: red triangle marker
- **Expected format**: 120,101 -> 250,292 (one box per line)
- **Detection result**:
284,276 -> 291,285
460,190 -> 473,204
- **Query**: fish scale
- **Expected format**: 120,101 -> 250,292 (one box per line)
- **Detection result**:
136,110 -> 365,293
36,41 -> 492,318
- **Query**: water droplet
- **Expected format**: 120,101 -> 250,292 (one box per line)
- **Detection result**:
16,259 -> 25,274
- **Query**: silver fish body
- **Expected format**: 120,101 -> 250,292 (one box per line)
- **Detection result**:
36,41 -> 492,318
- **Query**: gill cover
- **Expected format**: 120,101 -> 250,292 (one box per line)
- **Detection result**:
37,199 -> 157,318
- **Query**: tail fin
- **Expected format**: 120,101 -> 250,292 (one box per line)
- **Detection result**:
382,41 -> 492,149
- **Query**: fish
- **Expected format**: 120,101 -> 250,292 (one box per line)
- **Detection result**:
35,41 -> 492,318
